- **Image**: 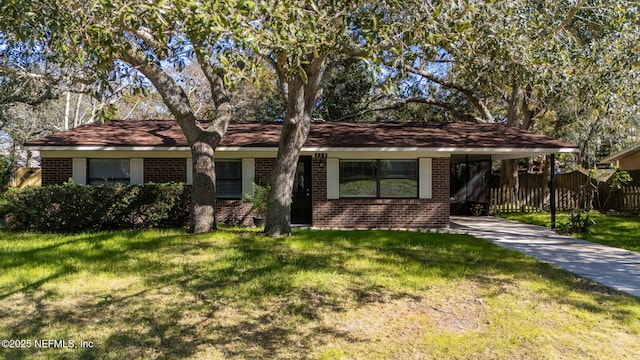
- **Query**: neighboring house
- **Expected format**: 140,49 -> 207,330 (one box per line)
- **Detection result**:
601,144 -> 640,170
24,120 -> 578,229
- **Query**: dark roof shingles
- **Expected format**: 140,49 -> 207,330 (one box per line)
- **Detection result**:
26,120 -> 576,150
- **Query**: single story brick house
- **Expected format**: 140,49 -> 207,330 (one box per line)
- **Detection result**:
24,120 -> 577,229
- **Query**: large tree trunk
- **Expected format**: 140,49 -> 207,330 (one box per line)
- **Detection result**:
190,135 -> 219,233
125,49 -> 230,234
264,117 -> 310,236
265,56 -> 326,236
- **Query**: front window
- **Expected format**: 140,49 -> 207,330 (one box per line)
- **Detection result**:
339,159 -> 418,198
379,160 -> 418,198
216,159 -> 242,198
88,159 -> 130,185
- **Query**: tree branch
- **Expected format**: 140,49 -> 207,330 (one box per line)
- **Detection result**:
257,52 -> 288,104
0,64 -> 94,88
552,0 -> 589,35
404,65 -> 494,122
334,97 -> 483,123
0,82 -> 56,106
194,49 -> 232,136
122,49 -> 202,142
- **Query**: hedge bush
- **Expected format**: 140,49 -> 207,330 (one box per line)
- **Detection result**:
2,182 -> 190,232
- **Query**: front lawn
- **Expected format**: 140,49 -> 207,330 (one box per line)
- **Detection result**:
1,229 -> 639,359
499,212 -> 640,252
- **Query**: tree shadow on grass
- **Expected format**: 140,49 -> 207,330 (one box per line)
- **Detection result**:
0,230 -> 360,359
0,228 -> 639,359
296,229 -> 640,317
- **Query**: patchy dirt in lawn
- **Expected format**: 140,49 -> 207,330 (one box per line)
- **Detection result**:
316,282 -> 488,357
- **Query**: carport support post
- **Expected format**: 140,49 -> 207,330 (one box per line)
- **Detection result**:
550,153 -> 556,230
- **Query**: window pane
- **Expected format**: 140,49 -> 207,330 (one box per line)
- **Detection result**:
293,161 -> 305,192
216,179 -> 242,198
88,159 -> 130,185
339,160 -> 376,197
379,160 -> 418,197
380,160 -> 417,179
216,160 -> 242,179
380,179 -> 418,198
215,159 -> 242,198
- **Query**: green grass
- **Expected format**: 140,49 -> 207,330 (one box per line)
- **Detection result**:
499,212 -> 640,252
1,228 -> 639,359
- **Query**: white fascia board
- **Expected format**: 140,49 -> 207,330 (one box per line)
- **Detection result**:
29,145 -> 578,153
38,150 -> 191,159
601,145 -> 640,164
216,147 -> 278,152
30,145 -> 578,158
300,146 -> 579,153
491,149 -> 579,161
215,150 -> 278,158
25,145 -> 192,151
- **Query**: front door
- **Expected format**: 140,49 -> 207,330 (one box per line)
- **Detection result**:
291,156 -> 312,224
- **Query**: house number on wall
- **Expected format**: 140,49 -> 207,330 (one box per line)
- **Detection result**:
314,153 -> 328,158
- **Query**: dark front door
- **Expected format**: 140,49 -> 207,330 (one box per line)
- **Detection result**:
291,156 -> 312,224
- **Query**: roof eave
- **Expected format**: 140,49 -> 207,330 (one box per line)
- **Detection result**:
601,144 -> 640,164
26,145 -> 579,154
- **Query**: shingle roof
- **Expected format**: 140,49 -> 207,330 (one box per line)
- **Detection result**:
25,119 -> 577,150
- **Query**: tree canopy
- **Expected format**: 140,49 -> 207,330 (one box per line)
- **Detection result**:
1,0 -> 639,235
395,0 -> 640,167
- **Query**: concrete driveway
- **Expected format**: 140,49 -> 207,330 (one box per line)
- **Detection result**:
450,216 -> 640,298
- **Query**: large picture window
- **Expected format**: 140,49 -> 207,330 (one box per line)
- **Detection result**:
339,159 -> 418,198
88,159 -> 130,185
216,159 -> 242,198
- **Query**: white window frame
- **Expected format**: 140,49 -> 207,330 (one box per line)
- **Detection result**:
327,157 -> 433,199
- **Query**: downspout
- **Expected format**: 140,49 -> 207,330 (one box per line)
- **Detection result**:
550,153 -> 556,230
465,155 -> 469,201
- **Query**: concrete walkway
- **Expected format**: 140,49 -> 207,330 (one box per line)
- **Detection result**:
450,216 -> 640,298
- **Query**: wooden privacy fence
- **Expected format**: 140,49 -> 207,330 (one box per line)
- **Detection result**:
620,186 -> 640,211
601,171 -> 640,213
490,171 -> 598,214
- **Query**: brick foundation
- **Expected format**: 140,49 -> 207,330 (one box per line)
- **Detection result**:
215,200 -> 254,226
41,158 -> 73,185
144,158 -> 187,183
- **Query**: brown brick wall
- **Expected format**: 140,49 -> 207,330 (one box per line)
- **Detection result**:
41,158 -> 73,185
144,158 -> 187,183
255,158 -> 275,185
38,155 -> 451,229
311,157 -> 450,229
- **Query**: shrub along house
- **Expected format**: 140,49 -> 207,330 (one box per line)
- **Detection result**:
24,120 -> 577,229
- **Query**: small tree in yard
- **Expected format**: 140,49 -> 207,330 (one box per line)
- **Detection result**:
243,183 -> 270,217
600,170 -> 633,211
